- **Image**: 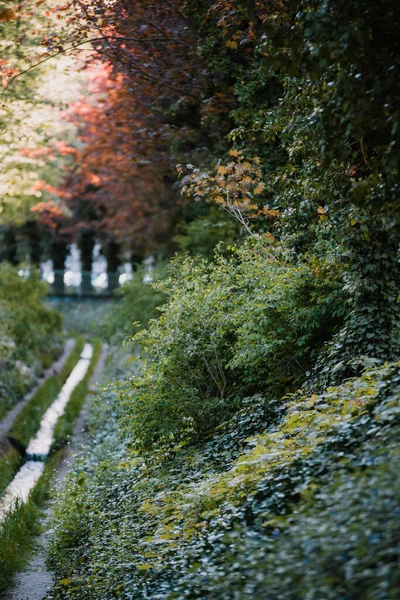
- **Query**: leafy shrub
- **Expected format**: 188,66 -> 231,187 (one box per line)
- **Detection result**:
121,238 -> 347,450
173,209 -> 240,260
0,263 -> 63,417
101,262 -> 168,344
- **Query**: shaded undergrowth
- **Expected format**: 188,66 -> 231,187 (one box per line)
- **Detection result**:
48,361 -> 400,599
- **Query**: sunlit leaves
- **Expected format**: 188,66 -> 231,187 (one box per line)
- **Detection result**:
178,151 -> 277,235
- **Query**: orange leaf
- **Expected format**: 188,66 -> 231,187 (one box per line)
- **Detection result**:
0,8 -> 17,22
253,182 -> 265,195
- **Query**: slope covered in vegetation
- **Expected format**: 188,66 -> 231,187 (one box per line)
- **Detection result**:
49,307 -> 400,599
43,1 -> 400,598
0,0 -> 399,598
49,235 -> 400,599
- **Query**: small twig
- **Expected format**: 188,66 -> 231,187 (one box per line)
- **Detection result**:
359,137 -> 372,171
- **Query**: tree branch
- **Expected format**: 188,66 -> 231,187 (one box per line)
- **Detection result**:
2,36 -> 197,99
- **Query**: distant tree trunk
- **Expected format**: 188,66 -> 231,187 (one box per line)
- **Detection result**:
78,229 -> 95,294
131,252 -> 144,272
1,227 -> 19,265
104,240 -> 121,292
51,241 -> 68,296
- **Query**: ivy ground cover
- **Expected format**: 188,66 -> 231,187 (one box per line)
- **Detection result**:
49,361 -> 400,599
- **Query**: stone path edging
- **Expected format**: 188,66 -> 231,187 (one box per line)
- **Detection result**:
0,344 -> 93,521
26,344 -> 93,461
3,343 -> 108,600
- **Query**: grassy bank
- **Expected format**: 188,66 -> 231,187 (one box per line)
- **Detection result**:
0,341 -> 102,595
8,338 -> 85,447
0,265 -> 63,420
0,444 -> 21,499
0,338 -> 85,497
53,339 -> 103,449
0,451 -> 60,594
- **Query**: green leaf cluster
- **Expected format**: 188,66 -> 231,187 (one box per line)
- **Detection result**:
0,263 -> 63,417
118,238 -> 347,451
101,262 -> 168,345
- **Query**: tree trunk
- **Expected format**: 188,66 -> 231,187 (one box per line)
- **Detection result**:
78,229 -> 95,295
51,241 -> 68,296
104,240 -> 121,293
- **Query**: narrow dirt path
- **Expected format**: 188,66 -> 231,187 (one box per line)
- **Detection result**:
0,339 -> 76,438
3,344 -> 108,600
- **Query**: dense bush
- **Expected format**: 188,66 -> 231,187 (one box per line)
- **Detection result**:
0,264 -> 63,417
120,238 -> 347,450
173,208 -> 240,260
101,262 -> 168,345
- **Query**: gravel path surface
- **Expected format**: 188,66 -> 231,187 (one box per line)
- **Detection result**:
0,339 -> 76,438
3,343 -> 108,600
